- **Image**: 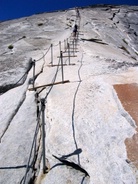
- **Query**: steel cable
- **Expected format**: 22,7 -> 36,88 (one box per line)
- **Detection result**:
21,57 -> 61,183
21,109 -> 42,184
71,53 -> 83,166
35,45 -> 51,62
44,57 -> 61,102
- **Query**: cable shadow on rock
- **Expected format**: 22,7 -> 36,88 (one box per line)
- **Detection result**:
0,165 -> 32,170
52,155 -> 89,176
50,155 -> 90,184
50,163 -> 65,171
61,148 -> 82,159
50,149 -> 82,171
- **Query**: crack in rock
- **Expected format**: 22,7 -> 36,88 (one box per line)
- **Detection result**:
0,90 -> 27,142
107,59 -> 138,70
0,58 -> 33,95
109,9 -> 120,21
0,83 -> 22,95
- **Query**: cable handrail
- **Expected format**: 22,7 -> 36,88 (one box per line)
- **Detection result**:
21,109 -> 42,184
44,58 -> 61,102
35,45 -> 51,62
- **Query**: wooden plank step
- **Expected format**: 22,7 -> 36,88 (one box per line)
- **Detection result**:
57,55 -> 77,58
47,64 -> 67,67
28,80 -> 70,91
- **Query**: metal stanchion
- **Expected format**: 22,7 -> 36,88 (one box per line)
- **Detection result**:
32,60 -> 36,89
60,51 -> 64,82
59,41 -> 61,53
51,44 -> 53,66
64,39 -> 66,51
41,98 -> 48,174
67,43 -> 71,65
73,39 -> 75,55
75,38 -> 76,53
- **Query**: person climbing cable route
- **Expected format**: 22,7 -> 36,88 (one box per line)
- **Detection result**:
76,8 -> 80,18
72,24 -> 78,37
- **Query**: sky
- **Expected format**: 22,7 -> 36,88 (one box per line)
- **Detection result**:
0,0 -> 138,21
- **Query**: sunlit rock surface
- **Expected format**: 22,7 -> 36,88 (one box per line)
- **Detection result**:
0,5 -> 138,184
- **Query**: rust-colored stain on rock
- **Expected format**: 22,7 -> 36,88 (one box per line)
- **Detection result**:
114,83 -> 138,168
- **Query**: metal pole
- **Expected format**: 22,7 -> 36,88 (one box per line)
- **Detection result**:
60,51 -> 64,82
51,44 -> 53,66
59,41 -> 61,53
33,60 -> 35,89
74,39 -> 76,53
73,39 -> 75,55
67,43 -> 70,65
64,39 -> 66,51
41,98 -> 47,174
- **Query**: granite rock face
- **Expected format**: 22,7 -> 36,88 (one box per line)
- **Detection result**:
0,5 -> 138,184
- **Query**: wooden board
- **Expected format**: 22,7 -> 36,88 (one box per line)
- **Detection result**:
28,80 -> 70,91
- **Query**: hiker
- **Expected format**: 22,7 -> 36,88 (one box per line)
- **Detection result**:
76,8 -> 80,18
72,24 -> 78,37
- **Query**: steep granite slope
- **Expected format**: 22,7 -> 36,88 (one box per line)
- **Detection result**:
0,5 -> 138,184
